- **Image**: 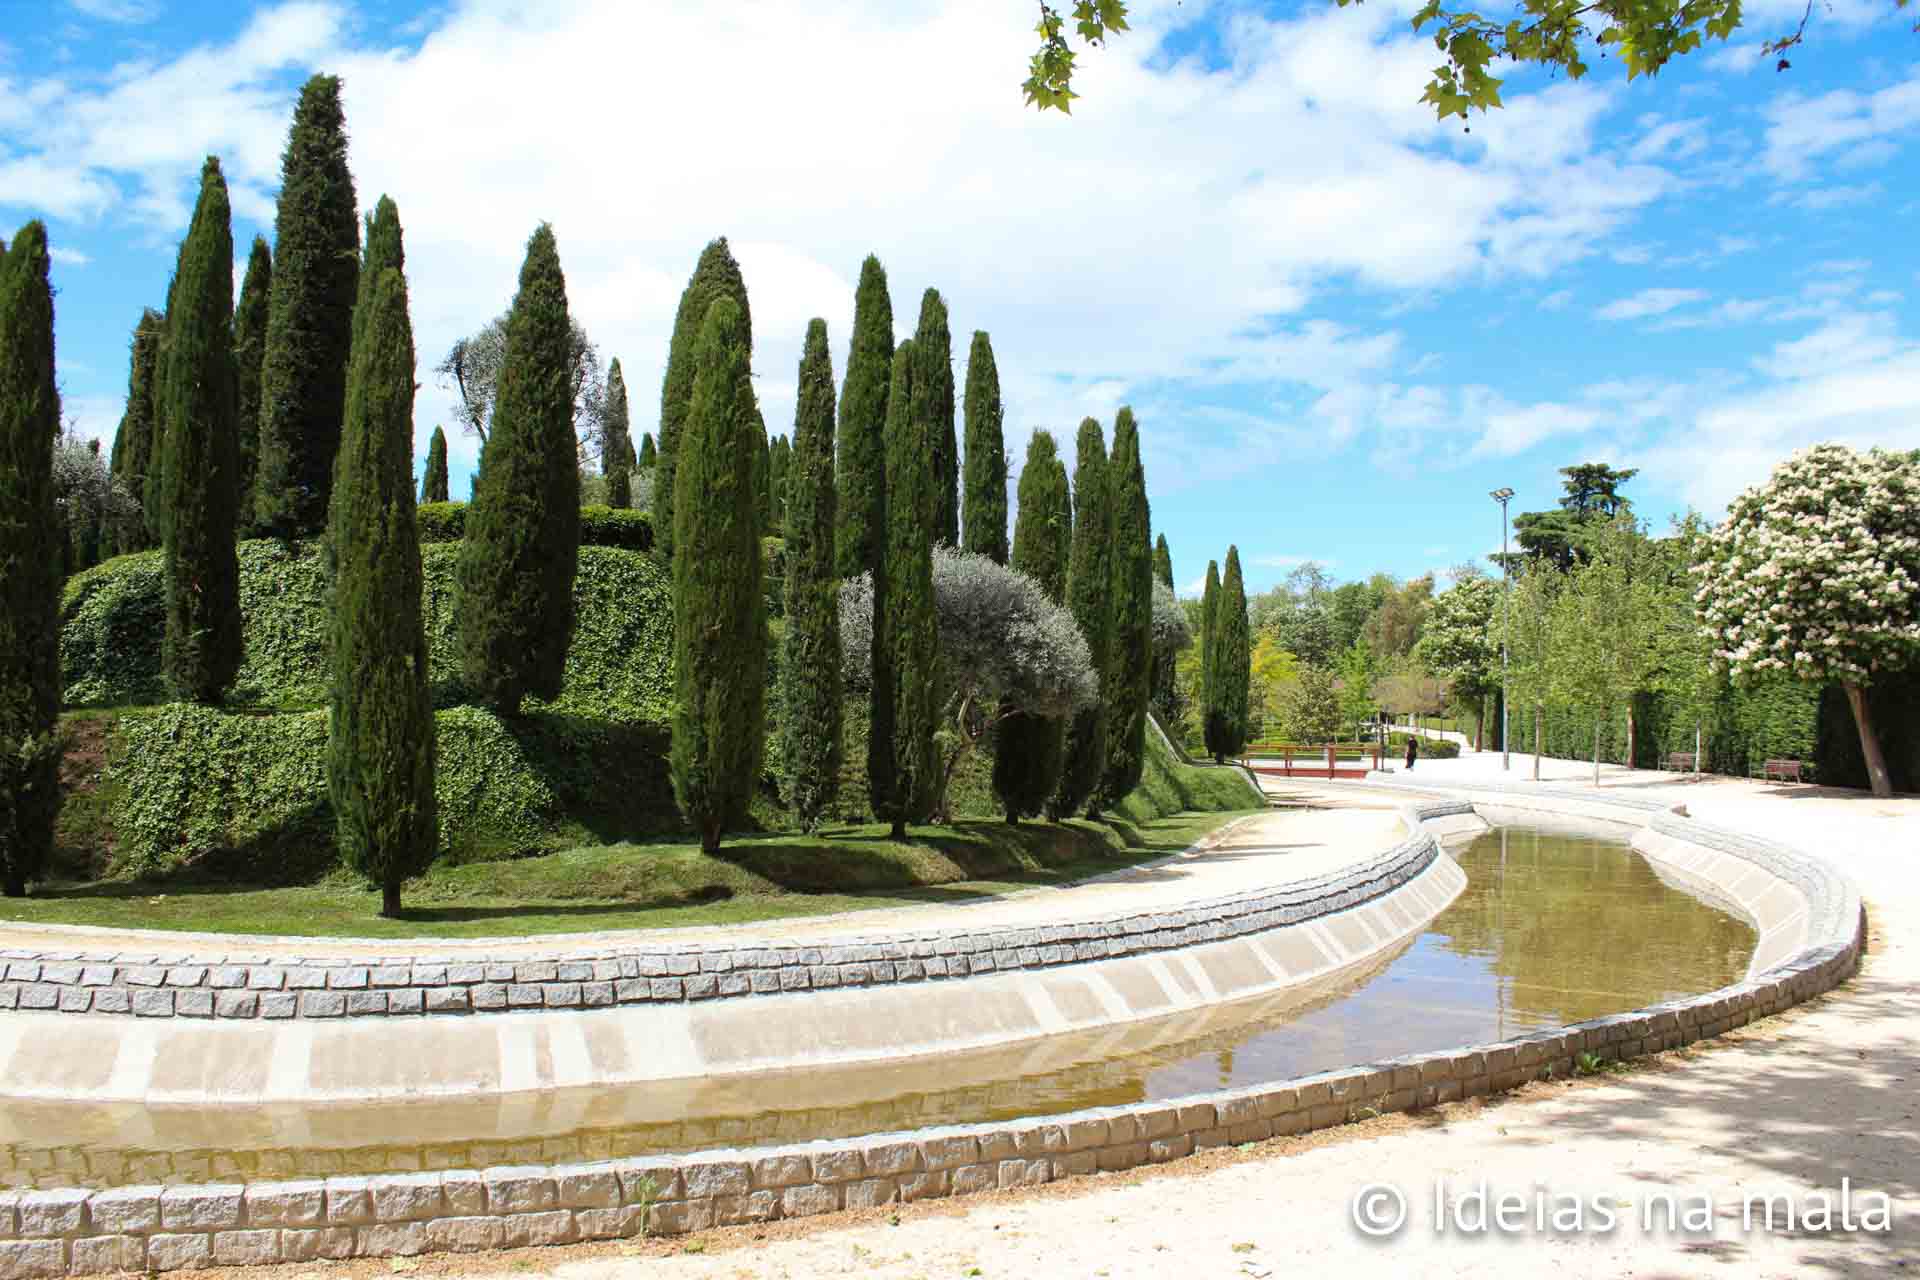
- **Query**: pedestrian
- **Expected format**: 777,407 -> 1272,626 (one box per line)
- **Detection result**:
1404,734 -> 1418,772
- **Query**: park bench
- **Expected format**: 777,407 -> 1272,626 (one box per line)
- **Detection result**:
1666,752 -> 1696,772
1760,758 -> 1805,784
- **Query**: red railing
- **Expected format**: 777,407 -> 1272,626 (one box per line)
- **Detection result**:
1238,743 -> 1384,779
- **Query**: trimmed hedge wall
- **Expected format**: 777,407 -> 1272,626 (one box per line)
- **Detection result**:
416,501 -> 654,551
1388,732 -> 1460,760
61,540 -> 672,722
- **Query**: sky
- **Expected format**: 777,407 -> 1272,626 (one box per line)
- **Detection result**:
4,0 -> 1917,600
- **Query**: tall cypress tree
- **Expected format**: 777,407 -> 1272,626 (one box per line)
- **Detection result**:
1101,407 -> 1153,805
781,320 -> 841,830
1210,547 -> 1252,761
993,428 -> 1071,822
836,255 -> 893,580
1153,533 -> 1173,592
913,289 -> 959,546
752,414 -> 772,532
657,238 -> 750,559
1051,417 -> 1112,818
327,196 -> 435,919
961,330 -> 1008,564
232,235 -> 272,526
1149,531 -> 1177,727
254,74 -> 360,540
638,432 -> 656,468
602,357 -> 633,509
0,222 -> 63,897
870,340 -> 939,837
455,224 -> 581,714
420,425 -> 449,503
1200,559 -> 1221,758
113,309 -> 163,554
669,297 -> 765,852
159,159 -> 243,705
767,434 -> 791,537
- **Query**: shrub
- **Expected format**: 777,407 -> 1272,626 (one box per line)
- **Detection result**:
1389,731 -> 1460,759
416,500 -> 654,551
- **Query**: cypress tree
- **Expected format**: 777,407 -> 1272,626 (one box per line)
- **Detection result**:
992,429 -> 1071,822
254,74 -> 360,540
913,289 -> 959,546
327,196 -> 435,919
0,222 -> 63,897
781,320 -> 841,830
836,255 -> 893,580
1150,531 -> 1177,726
1153,533 -> 1173,592
1101,407 -> 1153,805
657,237 -> 750,559
232,235 -> 271,525
638,432 -> 656,469
752,414 -> 772,532
767,434 -> 791,537
455,224 -> 581,714
159,160 -> 243,706
870,339 -> 939,837
603,357 -> 633,509
1210,547 -> 1252,760
1051,418 -> 1112,818
1200,559 -> 1220,758
669,297 -> 765,852
113,309 -> 163,554
420,425 -> 449,504
961,330 -> 1008,564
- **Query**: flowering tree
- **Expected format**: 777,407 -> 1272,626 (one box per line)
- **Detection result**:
1414,567 -> 1500,749
841,547 -> 1099,821
1695,444 -> 1920,798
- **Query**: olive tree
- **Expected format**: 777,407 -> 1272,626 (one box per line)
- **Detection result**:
841,547 -> 1098,823
1695,444 -> 1920,798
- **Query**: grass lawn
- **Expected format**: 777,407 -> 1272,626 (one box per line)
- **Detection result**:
0,809 -> 1257,940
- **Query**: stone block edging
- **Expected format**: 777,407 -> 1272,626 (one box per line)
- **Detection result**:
0,815 -> 1436,1024
0,787 -> 1864,1276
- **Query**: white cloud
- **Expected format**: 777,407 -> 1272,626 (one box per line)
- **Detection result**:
1761,69 -> 1920,181
1750,311 -> 1907,381
1633,117 -> 1709,161
68,0 -> 162,20
49,246 -> 91,266
1703,43 -> 1765,74
1536,289 -> 1572,311
1781,182 -> 1882,211
1596,287 -> 1709,320
1468,400 -> 1602,459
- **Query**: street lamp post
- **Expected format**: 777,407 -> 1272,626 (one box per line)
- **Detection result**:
1490,487 -> 1514,773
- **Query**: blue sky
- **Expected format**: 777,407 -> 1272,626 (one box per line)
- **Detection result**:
5,0 -> 1917,598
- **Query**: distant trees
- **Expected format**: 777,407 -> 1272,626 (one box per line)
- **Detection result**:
1052,417 -> 1111,818
327,195 -> 436,918
1416,568 -> 1501,750
780,320 -> 841,831
232,235 -> 272,523
669,297 -> 766,851
1205,546 -> 1250,759
961,331 -> 1007,564
158,159 -> 243,706
435,311 -> 607,458
254,74 -> 359,540
0,221 -> 64,897
455,225 -> 581,715
420,425 -> 449,504
602,357 -> 634,510
112,310 -> 163,553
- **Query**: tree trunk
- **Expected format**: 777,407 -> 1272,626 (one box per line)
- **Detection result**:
1843,681 -> 1894,799
1625,704 -> 1636,771
889,819 -> 907,840
380,881 -> 402,919
2,874 -> 23,899
1532,703 -> 1542,782
1695,722 -> 1702,777
701,824 -> 722,854
1593,720 -> 1601,787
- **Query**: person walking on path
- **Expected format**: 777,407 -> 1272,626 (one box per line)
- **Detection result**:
1403,734 -> 1418,771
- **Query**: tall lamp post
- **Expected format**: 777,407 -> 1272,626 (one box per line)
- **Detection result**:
1490,487 -> 1515,772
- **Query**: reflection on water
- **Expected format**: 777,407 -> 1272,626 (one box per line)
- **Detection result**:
0,830 -> 1754,1189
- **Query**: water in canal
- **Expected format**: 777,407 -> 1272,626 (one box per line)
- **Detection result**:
0,828 -> 1756,1188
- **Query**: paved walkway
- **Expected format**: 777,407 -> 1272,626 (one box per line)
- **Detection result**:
427,750 -> 1917,1278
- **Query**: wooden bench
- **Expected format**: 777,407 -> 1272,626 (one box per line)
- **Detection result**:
1666,752 -> 1696,772
1761,758 -> 1805,784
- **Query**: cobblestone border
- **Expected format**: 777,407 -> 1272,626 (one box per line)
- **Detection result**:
0,790 -> 1863,1276
0,819 -> 1437,1023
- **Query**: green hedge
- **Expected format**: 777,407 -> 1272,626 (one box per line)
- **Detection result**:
101,704 -> 679,881
417,501 -> 654,551
1388,732 -> 1460,760
61,540 -> 673,722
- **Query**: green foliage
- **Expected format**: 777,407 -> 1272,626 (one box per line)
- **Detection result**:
638,432 -> 656,469
0,221 -> 63,895
1279,663 -> 1340,744
1205,546 -> 1251,758
871,340 -> 940,835
1053,417 -> 1111,818
767,432 -> 791,538
836,255 -> 893,581
602,356 -> 633,510
456,224 -> 582,714
1389,731 -> 1459,759
416,501 -> 652,551
1153,533 -> 1172,592
1109,715 -> 1262,826
912,289 -> 959,547
421,425 -> 449,504
1101,406 -> 1153,805
328,198 -> 436,916
670,297 -> 765,852
1022,0 -> 1130,112
657,238 -> 751,560
109,311 -> 165,555
159,158 -> 243,707
961,330 -> 1008,564
1336,639 -> 1376,734
254,74 -> 359,540
1200,559 -> 1219,733
232,236 -> 272,527
995,428 -> 1072,820
780,319 -> 841,831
